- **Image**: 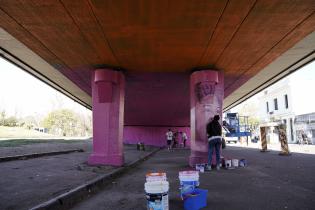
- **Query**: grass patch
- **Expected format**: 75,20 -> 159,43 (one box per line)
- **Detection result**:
0,139 -> 86,147
0,126 -> 53,138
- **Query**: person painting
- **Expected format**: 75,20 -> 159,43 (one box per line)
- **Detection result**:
206,115 -> 222,171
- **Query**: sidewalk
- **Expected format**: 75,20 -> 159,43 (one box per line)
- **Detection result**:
72,146 -> 315,210
0,142 -> 158,210
228,141 -> 315,154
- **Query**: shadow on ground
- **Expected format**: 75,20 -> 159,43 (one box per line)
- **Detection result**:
0,140 -> 157,210
72,146 -> 315,210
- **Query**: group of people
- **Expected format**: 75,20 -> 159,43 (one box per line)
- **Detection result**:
165,129 -> 188,151
164,115 -> 223,170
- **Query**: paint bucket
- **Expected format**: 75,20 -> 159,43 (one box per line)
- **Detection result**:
145,181 -> 169,210
137,142 -> 145,151
239,159 -> 247,167
179,171 -> 199,198
232,159 -> 239,167
225,159 -> 232,168
146,172 -> 167,182
195,164 -> 206,173
183,188 -> 208,210
179,171 -> 199,185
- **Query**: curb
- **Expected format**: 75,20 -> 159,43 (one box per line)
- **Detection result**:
0,149 -> 84,162
29,147 -> 161,210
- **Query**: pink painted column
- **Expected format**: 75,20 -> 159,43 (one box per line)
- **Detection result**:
88,69 -> 125,166
189,70 -> 224,167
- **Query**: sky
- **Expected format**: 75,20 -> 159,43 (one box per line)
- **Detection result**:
0,57 -> 91,118
231,60 -> 315,115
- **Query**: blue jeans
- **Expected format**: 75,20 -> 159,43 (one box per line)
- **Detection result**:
208,138 -> 222,166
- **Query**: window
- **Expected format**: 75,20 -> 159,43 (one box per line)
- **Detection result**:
266,102 -> 269,113
274,98 -> 278,110
284,94 -> 288,109
290,118 -> 294,142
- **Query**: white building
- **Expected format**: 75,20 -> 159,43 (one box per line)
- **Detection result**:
258,78 -> 296,143
258,65 -> 315,144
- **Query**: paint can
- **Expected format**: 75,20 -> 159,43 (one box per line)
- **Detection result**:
183,188 -> 208,210
145,181 -> 169,210
195,164 -> 206,173
225,159 -> 232,168
239,159 -> 247,167
232,159 -> 239,167
146,172 -> 167,182
179,171 -> 200,199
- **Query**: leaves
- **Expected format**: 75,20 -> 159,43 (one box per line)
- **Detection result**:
41,109 -> 90,136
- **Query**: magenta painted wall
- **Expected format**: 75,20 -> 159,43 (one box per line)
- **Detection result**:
124,73 -> 190,127
124,126 -> 191,147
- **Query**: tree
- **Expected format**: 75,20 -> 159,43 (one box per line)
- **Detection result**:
237,102 -> 260,130
0,110 -> 5,126
41,109 -> 91,137
3,116 -> 18,127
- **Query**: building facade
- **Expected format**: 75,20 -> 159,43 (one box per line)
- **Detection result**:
258,78 -> 296,143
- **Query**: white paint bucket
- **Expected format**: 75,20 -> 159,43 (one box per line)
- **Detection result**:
225,160 -> 232,168
232,159 -> 239,167
179,171 -> 199,184
145,181 -> 169,210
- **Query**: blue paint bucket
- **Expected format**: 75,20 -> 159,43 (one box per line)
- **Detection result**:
183,188 -> 208,210
239,159 -> 247,167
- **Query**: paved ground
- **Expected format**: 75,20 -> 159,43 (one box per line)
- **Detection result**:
0,141 -> 157,210
72,146 -> 315,210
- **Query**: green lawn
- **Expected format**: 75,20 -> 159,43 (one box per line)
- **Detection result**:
0,126 -> 90,147
0,139 -> 85,147
0,126 -> 53,138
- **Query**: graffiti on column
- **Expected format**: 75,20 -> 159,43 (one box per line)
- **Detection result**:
195,81 -> 216,104
195,81 -> 220,143
260,127 -> 267,151
279,124 -> 290,155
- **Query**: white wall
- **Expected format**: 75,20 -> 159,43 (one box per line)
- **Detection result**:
258,78 -> 296,142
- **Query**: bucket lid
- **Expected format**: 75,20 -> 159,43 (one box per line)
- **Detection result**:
146,172 -> 166,177
145,181 -> 169,194
179,171 -> 199,176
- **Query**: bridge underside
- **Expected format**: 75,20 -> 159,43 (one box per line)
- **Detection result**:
1,1 -> 315,165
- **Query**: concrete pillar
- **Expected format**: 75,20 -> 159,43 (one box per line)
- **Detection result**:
88,69 -> 125,166
278,124 -> 291,155
189,70 -> 224,167
260,127 -> 268,152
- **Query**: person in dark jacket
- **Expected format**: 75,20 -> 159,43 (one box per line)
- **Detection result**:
206,115 -> 222,171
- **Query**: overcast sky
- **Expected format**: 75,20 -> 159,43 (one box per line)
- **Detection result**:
0,57 -> 91,118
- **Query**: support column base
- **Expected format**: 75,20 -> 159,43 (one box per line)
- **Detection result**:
88,153 -> 124,166
279,151 -> 291,156
260,149 -> 270,152
189,152 -> 208,167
